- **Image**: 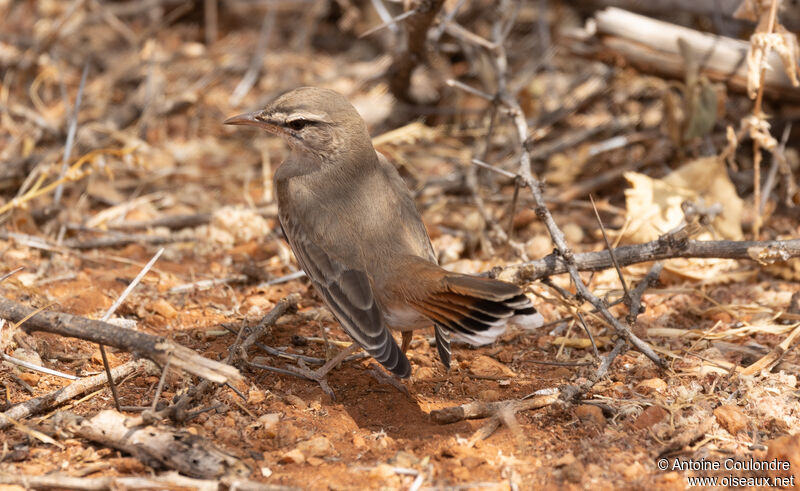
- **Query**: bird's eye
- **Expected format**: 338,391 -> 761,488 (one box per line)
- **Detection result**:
286,119 -> 309,131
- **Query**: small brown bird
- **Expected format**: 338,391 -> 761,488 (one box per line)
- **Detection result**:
225,87 -> 540,379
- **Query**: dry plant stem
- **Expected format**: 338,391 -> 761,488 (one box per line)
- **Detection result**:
53,62 -> 89,206
229,9 -> 275,107
0,297 -> 241,384
1,353 -> 79,380
591,195 -> 630,302
237,293 -> 300,361
0,360 -> 144,430
387,0 -> 446,103
95,247 -> 164,411
430,391 -> 560,424
498,237 -> 800,282
0,266 -> 24,283
0,473 -> 281,491
751,0 -> 780,239
63,233 -> 183,249
626,262 -> 664,325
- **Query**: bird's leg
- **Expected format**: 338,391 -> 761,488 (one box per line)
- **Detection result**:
401,331 -> 413,353
286,343 -> 360,399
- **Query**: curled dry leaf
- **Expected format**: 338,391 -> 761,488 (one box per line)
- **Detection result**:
620,156 -> 743,244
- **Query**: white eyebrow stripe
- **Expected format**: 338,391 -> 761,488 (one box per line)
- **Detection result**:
287,110 -> 332,123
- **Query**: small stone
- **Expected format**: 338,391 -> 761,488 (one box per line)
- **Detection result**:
368,463 -> 395,481
553,452 -> 576,467
352,434 -> 367,449
575,404 -> 605,427
526,235 -> 553,259
260,466 -> 272,477
285,394 -> 307,410
279,448 -> 305,464
713,405 -> 748,435
633,406 -> 668,430
297,436 -> 334,458
151,298 -> 178,319
215,426 -> 239,444
497,351 -> 513,363
415,366 -> 435,379
248,387 -> 266,404
477,389 -> 501,402
562,222 -> 584,244
91,348 -> 119,366
16,371 -> 40,386
451,466 -> 471,481
621,461 -> 645,481
306,456 -> 324,466
388,450 -> 418,468
512,208 -> 537,230
460,456 -> 483,469
256,413 -> 281,438
562,460 -> 584,483
469,355 -> 516,378
12,348 -> 42,367
766,433 -> 800,483
636,378 -> 667,394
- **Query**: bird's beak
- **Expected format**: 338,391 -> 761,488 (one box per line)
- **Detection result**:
224,111 -> 277,131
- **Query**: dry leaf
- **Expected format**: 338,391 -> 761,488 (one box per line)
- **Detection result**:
620,156 -> 743,244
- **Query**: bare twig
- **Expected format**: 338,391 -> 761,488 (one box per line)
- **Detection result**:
0,297 -> 241,384
229,9 -> 275,107
54,62 -> 89,206
497,237 -> 800,283
0,360 -> 146,431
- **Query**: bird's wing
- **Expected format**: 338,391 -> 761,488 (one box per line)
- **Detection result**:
375,152 -> 437,262
281,216 -> 411,378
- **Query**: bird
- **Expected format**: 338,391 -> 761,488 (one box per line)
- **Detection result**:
225,87 -> 540,384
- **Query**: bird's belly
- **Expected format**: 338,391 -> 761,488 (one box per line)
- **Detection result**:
383,304 -> 429,331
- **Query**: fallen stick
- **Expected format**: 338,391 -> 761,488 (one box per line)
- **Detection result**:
565,7 -> 800,101
0,471 -> 286,491
0,297 -> 241,385
496,238 -> 800,283
0,359 -> 144,430
52,410 -> 247,479
430,390 -> 560,424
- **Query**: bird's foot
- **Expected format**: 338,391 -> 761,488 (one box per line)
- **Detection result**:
367,363 -> 410,396
284,343 -> 359,400
284,360 -> 336,399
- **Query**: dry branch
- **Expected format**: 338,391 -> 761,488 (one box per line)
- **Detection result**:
0,297 -> 241,384
565,8 -> 800,100
430,391 -> 560,424
53,409 -> 248,479
0,359 -> 145,430
0,472 -> 285,491
496,237 -> 800,283
571,0 -> 800,31
387,0 -> 446,103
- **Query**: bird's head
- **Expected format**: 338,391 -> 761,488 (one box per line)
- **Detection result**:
224,87 -> 372,162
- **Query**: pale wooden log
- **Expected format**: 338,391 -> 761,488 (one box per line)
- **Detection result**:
570,0 -> 800,31
565,8 -> 800,101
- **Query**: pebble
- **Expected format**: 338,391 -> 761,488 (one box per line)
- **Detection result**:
713,404 -> 748,435
284,394 -> 307,410
279,448 -> 305,464
297,436 -> 334,458
636,377 -> 667,394
766,433 -> 800,482
469,355 -> 516,378
575,404 -> 606,427
632,405 -> 668,430
256,413 -> 281,438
